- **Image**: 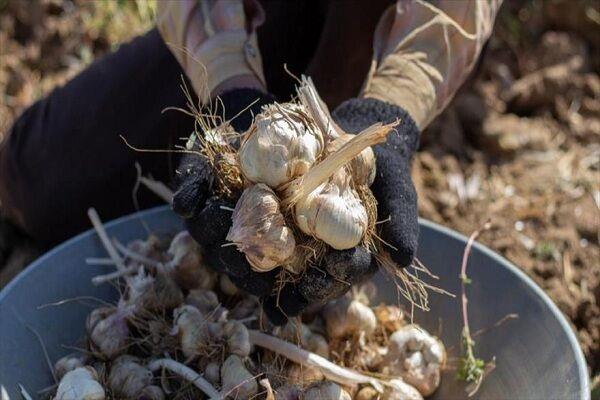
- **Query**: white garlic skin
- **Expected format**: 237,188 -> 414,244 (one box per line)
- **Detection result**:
221,355 -> 258,399
295,168 -> 368,250
327,133 -> 376,186
381,325 -> 446,397
54,367 -> 105,400
383,379 -> 424,400
54,354 -> 86,380
323,296 -> 377,338
108,355 -> 153,398
227,184 -> 296,271
239,104 -> 323,188
301,382 -> 351,400
86,307 -> 130,358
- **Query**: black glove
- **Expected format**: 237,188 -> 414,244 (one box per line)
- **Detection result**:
173,90 -> 419,325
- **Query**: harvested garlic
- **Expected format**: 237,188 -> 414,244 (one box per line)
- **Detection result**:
295,168 -> 368,250
86,306 -> 131,358
108,355 -> 153,398
383,379 -> 424,400
54,367 -> 105,400
227,184 -> 296,271
224,320 -> 252,357
173,305 -> 223,359
374,304 -> 406,333
126,268 -> 184,311
221,355 -> 258,399
381,325 -> 446,397
54,354 -> 86,380
167,231 -> 209,290
239,103 -> 323,188
302,382 -> 352,400
323,296 -> 377,338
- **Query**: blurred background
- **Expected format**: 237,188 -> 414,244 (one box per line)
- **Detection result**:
0,0 -> 598,390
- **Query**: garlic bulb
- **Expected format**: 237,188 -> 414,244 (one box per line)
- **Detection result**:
224,320 -> 252,357
302,382 -> 352,400
323,296 -> 377,338
54,367 -> 105,400
374,304 -> 406,333
54,354 -> 86,380
166,231 -> 207,290
295,168 -> 368,250
108,355 -> 153,398
86,306 -> 131,358
204,361 -> 221,386
278,321 -> 329,358
186,289 -> 228,321
173,305 -> 223,359
221,355 -> 258,399
226,184 -> 296,271
239,103 -> 323,188
381,325 -> 446,397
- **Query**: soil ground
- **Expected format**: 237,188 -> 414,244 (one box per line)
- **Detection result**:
1,0 -> 598,388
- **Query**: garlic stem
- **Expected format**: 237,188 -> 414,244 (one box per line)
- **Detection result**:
147,358 -> 221,400
248,330 -> 384,392
88,208 -> 127,272
283,122 -> 397,207
113,239 -> 165,269
297,76 -> 342,140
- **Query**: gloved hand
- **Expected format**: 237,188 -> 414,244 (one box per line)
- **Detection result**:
172,88 -> 419,325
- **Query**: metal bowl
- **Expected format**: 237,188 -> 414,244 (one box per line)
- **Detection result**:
0,206 -> 589,399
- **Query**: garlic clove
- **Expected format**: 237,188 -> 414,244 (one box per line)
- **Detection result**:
323,296 -> 377,339
108,355 -> 153,398
239,103 -> 323,188
221,355 -> 258,399
383,379 -> 424,400
186,289 -> 228,321
301,382 -> 352,400
227,184 -> 296,271
381,325 -> 446,397
203,361 -> 221,386
295,168 -> 368,250
54,367 -> 105,400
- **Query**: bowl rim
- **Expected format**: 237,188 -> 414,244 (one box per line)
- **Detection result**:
0,205 -> 590,398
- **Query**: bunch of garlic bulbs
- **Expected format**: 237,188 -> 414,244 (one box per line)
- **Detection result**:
226,77 -> 395,271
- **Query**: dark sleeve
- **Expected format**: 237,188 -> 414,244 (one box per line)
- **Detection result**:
0,29 -> 195,244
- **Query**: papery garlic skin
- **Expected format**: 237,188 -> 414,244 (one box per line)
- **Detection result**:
227,184 -> 296,271
224,320 -> 252,357
239,104 -> 323,188
86,306 -> 130,358
383,379 -> 424,400
381,325 -> 446,397
54,367 -> 105,400
221,355 -> 258,399
327,134 -> 376,187
295,169 -> 368,250
167,231 -> 207,290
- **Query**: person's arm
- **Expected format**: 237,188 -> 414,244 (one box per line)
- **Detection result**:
0,29 -> 194,243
